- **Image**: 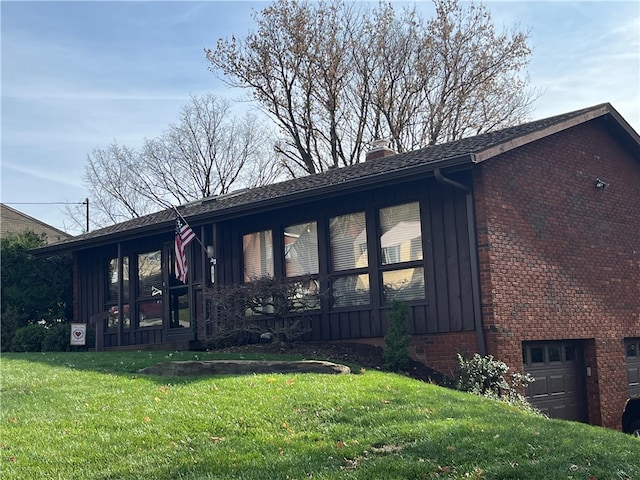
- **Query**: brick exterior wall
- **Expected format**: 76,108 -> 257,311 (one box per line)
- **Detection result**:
410,332 -> 479,376
1,204 -> 70,244
473,120 -> 640,429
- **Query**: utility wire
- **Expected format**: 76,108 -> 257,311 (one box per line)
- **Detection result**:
3,199 -> 90,232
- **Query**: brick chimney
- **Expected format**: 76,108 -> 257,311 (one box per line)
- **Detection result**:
366,139 -> 396,161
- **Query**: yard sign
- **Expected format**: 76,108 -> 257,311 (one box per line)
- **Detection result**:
70,323 -> 86,346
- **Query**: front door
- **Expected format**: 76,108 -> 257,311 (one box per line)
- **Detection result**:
164,242 -> 194,341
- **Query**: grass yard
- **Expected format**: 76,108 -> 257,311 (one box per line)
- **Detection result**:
1,351 -> 638,479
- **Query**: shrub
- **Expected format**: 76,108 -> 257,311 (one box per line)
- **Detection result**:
43,323 -> 71,352
11,324 -> 46,352
203,276 -> 328,344
452,353 -> 536,411
384,300 -> 410,371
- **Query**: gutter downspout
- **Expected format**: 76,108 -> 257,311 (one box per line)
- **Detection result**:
434,169 -> 487,356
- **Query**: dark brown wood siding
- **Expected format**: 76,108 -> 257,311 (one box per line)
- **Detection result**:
214,174 -> 478,343
78,173 -> 479,349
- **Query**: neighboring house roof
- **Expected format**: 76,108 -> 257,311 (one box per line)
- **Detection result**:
1,203 -> 72,245
34,102 -> 640,256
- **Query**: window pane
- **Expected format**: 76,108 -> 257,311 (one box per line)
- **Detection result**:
379,202 -> 422,265
138,251 -> 162,297
107,305 -> 130,331
289,278 -> 321,310
627,342 -> 638,358
107,257 -> 129,302
565,345 -> 577,361
169,290 -> 190,329
548,346 -> 561,362
332,274 -> 370,307
530,347 -> 544,363
285,222 -> 318,276
243,230 -> 274,281
330,212 -> 367,271
138,300 -> 163,328
382,267 -> 425,302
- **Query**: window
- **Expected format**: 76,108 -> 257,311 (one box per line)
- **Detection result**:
530,347 -> 544,363
627,342 -> 638,358
332,274 -> 370,308
137,250 -> 163,328
382,267 -> 425,303
106,257 -> 130,331
243,230 -> 274,281
330,213 -> 368,271
548,345 -> 562,362
330,213 -> 369,307
379,202 -> 425,302
379,202 -> 422,265
284,222 -> 318,277
169,290 -> 190,329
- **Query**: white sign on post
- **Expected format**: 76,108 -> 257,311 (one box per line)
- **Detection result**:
70,323 -> 87,346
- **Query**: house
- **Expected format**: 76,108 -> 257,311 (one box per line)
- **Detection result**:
34,103 -> 639,431
1,203 -> 71,244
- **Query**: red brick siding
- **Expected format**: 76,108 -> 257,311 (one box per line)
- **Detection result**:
473,120 -> 640,429
346,332 -> 478,376
410,332 -> 479,376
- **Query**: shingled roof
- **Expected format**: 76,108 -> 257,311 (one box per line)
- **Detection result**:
34,102 -> 639,255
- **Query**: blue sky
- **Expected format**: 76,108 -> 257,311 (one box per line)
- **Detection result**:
1,1 -> 639,235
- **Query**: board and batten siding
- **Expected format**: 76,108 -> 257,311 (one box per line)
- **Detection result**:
215,175 -> 478,343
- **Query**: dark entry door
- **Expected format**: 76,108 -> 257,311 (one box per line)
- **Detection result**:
523,342 -> 587,422
164,242 -> 194,341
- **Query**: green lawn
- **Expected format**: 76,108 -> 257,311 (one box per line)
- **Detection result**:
1,351 -> 638,479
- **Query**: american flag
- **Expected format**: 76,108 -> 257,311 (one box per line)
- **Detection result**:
175,213 -> 196,283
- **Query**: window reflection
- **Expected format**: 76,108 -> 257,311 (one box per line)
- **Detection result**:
379,202 -> 422,265
138,251 -> 162,297
330,213 -> 368,271
243,230 -> 274,281
108,304 -> 130,330
382,267 -> 425,302
169,290 -> 190,329
138,300 -> 164,328
285,222 -> 318,277
332,275 -> 370,307
106,256 -> 130,331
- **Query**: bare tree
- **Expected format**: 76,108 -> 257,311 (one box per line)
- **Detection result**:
207,0 -> 537,174
79,93 -> 283,229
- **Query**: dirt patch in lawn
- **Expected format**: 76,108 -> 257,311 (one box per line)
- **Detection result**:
138,341 -> 449,383
217,341 -> 449,385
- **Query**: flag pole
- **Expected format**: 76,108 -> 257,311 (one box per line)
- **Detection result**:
172,205 -> 208,254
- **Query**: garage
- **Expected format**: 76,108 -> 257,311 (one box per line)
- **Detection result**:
523,341 -> 587,422
626,338 -> 640,399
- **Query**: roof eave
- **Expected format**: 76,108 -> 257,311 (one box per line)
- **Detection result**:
32,153 -> 474,256
473,103 -> 640,164
473,104 -> 613,163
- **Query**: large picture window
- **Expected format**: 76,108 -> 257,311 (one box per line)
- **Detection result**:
284,221 -> 318,277
330,212 -> 369,307
379,202 -> 425,302
243,230 -> 274,281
